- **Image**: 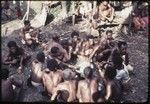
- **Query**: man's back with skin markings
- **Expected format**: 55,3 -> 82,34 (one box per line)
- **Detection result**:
51,80 -> 77,102
42,69 -> 63,95
31,60 -> 44,83
77,78 -> 98,102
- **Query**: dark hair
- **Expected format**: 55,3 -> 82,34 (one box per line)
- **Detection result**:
52,36 -> 60,42
1,68 -> 9,79
56,90 -> 69,102
106,30 -> 113,35
7,41 -> 17,48
71,31 -> 79,38
118,40 -> 127,49
47,59 -> 59,71
86,35 -> 94,40
84,67 -> 93,79
24,20 -> 30,25
63,68 -> 76,80
51,47 -> 60,54
104,64 -> 116,80
36,52 -> 45,63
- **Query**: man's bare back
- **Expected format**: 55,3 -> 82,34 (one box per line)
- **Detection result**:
51,80 -> 77,102
42,69 -> 63,95
31,60 -> 44,83
77,79 -> 98,102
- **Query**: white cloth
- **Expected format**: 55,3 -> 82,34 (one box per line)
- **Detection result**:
116,64 -> 130,83
76,55 -> 91,77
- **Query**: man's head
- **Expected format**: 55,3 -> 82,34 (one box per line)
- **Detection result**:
63,68 -> 76,81
47,59 -> 59,71
102,1 -> 109,6
84,67 -> 93,79
50,46 -> 61,57
1,68 -> 9,79
60,39 -> 70,51
36,52 -> 45,63
87,35 -> 94,46
56,90 -> 69,102
24,20 -> 30,26
104,64 -> 117,80
52,35 -> 60,43
106,30 -> 113,39
118,40 -> 127,55
7,41 -> 18,53
71,31 -> 79,41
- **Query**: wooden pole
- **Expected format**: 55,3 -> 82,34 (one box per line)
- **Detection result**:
72,1 -> 75,25
26,1 -> 30,20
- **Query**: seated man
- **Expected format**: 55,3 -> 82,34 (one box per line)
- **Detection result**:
98,1 -> 115,22
92,30 -> 115,60
1,68 -> 23,102
77,67 -> 99,102
2,0 -> 12,20
92,1 -> 115,28
3,41 -> 30,73
44,35 -> 71,62
20,20 -> 39,48
100,30 -> 115,50
110,40 -> 133,73
42,59 -> 63,97
51,68 -> 77,102
53,90 -> 69,102
98,63 -> 122,102
27,52 -> 46,93
48,46 -> 72,63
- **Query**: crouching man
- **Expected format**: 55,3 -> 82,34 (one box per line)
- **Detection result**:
3,41 -> 31,73
1,68 -> 23,102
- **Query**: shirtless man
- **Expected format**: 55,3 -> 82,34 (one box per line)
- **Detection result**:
1,68 -> 23,102
44,35 -> 71,62
97,63 -> 122,102
100,30 -> 115,50
51,68 -> 77,102
27,52 -> 46,91
42,59 -> 63,97
77,67 -> 99,102
43,35 -> 62,56
98,1 -> 115,22
20,20 -> 39,48
3,41 -> 30,73
48,45 -> 72,63
92,1 -> 115,28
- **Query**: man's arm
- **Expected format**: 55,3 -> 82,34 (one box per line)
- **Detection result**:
51,86 -> 60,101
124,53 -> 129,65
76,82 -> 81,100
104,83 -> 112,101
10,76 -> 23,88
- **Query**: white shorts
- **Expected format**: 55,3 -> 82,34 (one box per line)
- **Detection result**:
116,64 -> 130,83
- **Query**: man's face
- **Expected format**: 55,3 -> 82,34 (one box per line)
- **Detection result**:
25,23 -> 31,28
9,47 -> 17,53
89,38 -> 94,46
107,32 -> 112,39
120,45 -> 127,55
102,1 -> 108,6
73,36 -> 78,42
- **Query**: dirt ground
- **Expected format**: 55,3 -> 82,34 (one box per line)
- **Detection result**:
1,1 -> 148,103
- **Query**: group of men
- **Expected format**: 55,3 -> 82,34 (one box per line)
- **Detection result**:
2,1 -> 135,103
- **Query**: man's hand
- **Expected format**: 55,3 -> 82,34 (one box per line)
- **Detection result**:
17,65 -> 23,74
